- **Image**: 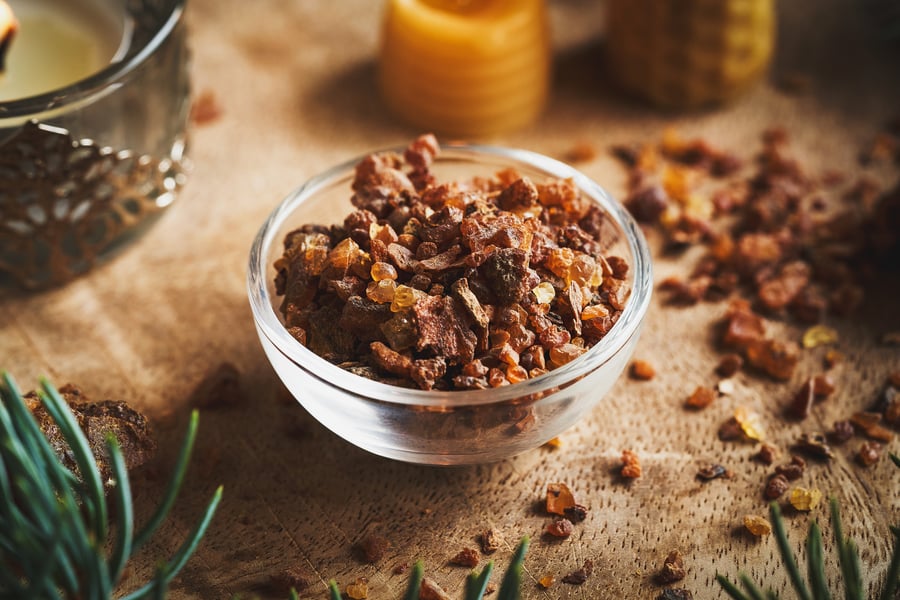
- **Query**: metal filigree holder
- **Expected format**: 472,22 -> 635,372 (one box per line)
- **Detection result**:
0,122 -> 185,288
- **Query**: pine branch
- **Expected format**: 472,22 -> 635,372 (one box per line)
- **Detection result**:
716,495 -> 899,600
326,538 -> 528,600
0,372 -> 221,599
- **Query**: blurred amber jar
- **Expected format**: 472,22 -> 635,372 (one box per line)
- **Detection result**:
606,0 -> 775,109
379,0 -> 550,138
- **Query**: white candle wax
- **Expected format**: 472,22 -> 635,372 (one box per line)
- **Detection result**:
0,0 -> 126,102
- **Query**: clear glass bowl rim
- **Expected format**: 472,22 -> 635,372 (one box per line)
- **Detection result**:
0,0 -> 186,117
247,142 -> 653,407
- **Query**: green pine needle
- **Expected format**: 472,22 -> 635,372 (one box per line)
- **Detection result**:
464,561 -> 494,600
770,501 -> 812,600
738,573 -> 768,600
831,498 -> 864,600
132,410 -> 202,552
496,537 -> 529,600
717,573 -> 752,600
880,526 -> 900,600
403,561 -> 424,600
805,521 -> 830,600
890,453 -> 900,469
107,435 -> 135,584
331,537 -> 528,600
0,372 -> 221,599
717,495 -> 899,600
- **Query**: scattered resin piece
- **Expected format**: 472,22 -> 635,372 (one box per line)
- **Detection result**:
543,437 -> 563,450
449,548 -> 479,568
480,529 -> 502,554
734,406 -> 765,441
793,433 -> 835,460
657,589 -> 694,600
831,420 -> 855,444
716,353 -> 743,377
565,504 -> 589,523
765,474 -> 790,500
346,577 -> 369,600
757,443 -> 779,465
849,412 -> 894,442
697,464 -> 731,481
857,441 -> 883,467
545,518 -> 574,538
743,515 -> 772,537
658,550 -> 686,583
630,359 -> 656,380
546,483 -> 576,515
621,449 -> 642,478
774,456 -> 806,481
686,386 -> 716,409
802,324 -> 839,349
562,559 -> 593,585
789,487 -> 823,511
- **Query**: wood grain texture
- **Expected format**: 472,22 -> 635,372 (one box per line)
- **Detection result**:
1,0 -> 898,598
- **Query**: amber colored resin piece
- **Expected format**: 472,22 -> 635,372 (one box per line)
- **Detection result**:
545,482 -> 576,515
788,487 -> 822,512
743,515 -> 771,536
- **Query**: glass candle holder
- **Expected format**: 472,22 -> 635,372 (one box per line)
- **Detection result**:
0,0 -> 189,289
379,0 -> 551,138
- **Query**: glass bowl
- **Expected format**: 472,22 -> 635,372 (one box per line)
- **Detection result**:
247,143 -> 652,465
0,0 -> 189,289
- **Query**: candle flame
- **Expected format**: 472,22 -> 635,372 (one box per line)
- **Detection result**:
0,0 -> 18,73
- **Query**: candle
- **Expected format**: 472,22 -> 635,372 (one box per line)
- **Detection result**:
0,0 -> 127,102
379,0 -> 550,138
0,1 -> 17,72
0,0 -> 188,289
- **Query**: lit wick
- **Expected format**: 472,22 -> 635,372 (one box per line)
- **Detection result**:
0,1 -> 17,73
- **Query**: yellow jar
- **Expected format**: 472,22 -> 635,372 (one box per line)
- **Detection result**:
379,0 -> 551,138
606,0 -> 775,109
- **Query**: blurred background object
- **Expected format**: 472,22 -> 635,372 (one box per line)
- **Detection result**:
605,0 -> 775,109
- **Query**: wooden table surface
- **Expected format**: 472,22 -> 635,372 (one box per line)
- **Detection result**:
2,0 -> 899,598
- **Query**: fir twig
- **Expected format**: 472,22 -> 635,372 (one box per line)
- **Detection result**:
880,526 -> 900,600
738,573 -> 768,600
403,561 -> 424,600
496,537 -> 529,600
107,435 -> 135,584
132,410 -> 202,552
716,573 -> 752,600
718,493 -> 899,600
830,498 -> 864,600
805,521 -> 831,600
0,372 -> 221,600
770,501 -> 812,600
464,561 -> 493,600
328,579 -> 341,600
